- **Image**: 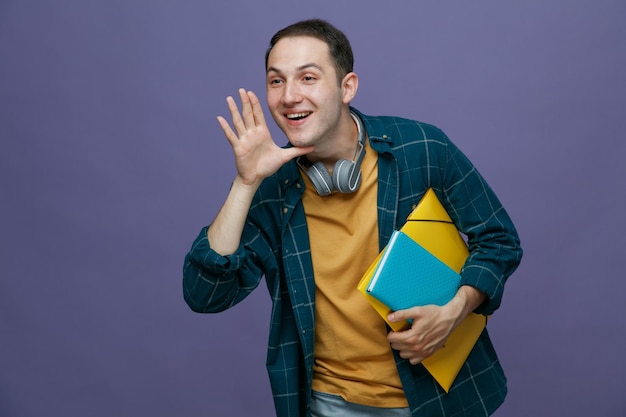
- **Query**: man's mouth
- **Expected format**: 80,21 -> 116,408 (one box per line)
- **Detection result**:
285,112 -> 311,121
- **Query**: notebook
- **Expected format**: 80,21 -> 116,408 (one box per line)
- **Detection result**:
366,230 -> 461,309
357,188 -> 487,392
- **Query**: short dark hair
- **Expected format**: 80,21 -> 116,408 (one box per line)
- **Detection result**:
265,19 -> 354,84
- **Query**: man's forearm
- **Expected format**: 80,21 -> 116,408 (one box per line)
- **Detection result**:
447,285 -> 487,327
207,176 -> 259,256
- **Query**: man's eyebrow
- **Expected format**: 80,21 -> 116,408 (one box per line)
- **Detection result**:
266,63 -> 324,74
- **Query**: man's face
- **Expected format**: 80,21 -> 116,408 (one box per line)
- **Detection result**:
266,36 -> 347,149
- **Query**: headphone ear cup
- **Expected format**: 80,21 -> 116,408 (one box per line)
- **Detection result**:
307,162 -> 334,196
333,159 -> 361,193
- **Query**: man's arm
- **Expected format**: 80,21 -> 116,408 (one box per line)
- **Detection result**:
207,176 -> 259,255
182,89 -> 313,312
385,126 -> 522,365
208,88 -> 313,255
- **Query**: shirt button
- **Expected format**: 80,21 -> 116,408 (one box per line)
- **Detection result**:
283,207 -> 288,214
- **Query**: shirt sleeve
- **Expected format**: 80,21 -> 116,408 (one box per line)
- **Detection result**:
437,130 -> 523,316
182,226 -> 263,313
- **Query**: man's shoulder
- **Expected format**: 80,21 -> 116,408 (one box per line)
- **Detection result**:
352,108 -> 446,141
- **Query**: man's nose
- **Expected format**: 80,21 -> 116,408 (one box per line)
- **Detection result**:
281,82 -> 303,105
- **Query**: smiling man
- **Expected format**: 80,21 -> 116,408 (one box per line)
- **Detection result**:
183,19 -> 522,417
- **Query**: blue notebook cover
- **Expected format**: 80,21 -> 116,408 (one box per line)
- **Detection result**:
366,230 -> 461,310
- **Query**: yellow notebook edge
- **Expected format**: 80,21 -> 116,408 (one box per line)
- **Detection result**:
422,313 -> 487,392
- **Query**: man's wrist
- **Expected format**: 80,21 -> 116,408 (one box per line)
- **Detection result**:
448,285 -> 487,325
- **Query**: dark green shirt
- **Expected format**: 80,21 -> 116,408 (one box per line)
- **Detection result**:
184,108 -> 523,416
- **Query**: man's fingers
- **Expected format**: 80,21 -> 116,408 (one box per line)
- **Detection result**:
217,116 -> 239,147
283,144 -> 315,162
225,89 -> 265,137
226,95 -> 246,135
409,357 -> 424,365
238,88 -> 256,129
247,90 -> 268,127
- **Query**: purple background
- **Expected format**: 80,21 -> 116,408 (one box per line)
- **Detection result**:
1,1 -> 625,416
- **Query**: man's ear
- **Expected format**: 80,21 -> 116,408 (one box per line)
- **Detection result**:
341,72 -> 359,104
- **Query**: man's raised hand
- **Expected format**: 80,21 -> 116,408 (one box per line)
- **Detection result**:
217,88 -> 313,188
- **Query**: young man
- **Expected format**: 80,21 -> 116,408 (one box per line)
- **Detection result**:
183,19 -> 522,417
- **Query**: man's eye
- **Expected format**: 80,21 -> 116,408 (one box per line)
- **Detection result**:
269,79 -> 283,85
303,76 -> 316,82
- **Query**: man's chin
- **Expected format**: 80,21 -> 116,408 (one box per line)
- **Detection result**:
286,136 -> 314,149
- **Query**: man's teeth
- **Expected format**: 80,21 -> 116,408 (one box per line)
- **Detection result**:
286,112 -> 310,120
